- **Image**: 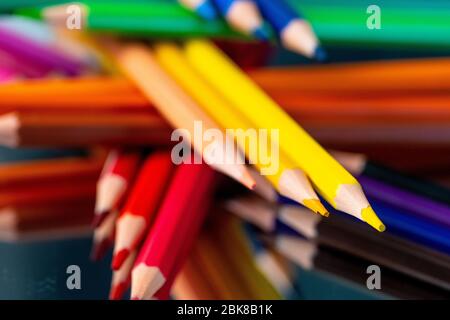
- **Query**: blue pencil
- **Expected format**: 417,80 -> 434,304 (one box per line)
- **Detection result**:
255,0 -> 326,60
178,0 -> 218,20
213,0 -> 270,39
372,199 -> 450,255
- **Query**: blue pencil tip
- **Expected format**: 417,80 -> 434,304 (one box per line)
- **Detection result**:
195,1 -> 218,20
314,46 -> 328,62
252,25 -> 270,41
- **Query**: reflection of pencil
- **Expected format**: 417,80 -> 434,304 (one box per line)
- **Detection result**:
116,44 -> 255,189
94,150 -> 140,227
185,40 -> 385,232
91,209 -> 118,262
112,152 -> 174,270
281,210 -> 450,291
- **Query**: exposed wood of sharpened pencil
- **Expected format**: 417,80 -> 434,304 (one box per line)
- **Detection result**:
94,149 -> 141,227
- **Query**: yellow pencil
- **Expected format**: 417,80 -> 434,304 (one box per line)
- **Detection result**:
183,40 -> 385,232
153,42 -> 327,216
114,43 -> 255,189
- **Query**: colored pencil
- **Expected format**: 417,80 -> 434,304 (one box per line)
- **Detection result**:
0,25 -> 82,75
193,230 -> 248,299
90,209 -> 118,262
94,150 -> 140,227
184,40 -> 384,231
286,210 -> 450,291
224,194 -> 314,236
0,155 -> 103,188
154,43 -> 327,215
178,0 -> 218,20
255,0 -> 324,59
112,151 -> 174,270
172,254 -> 218,300
33,2 -> 243,39
372,199 -> 450,255
358,175 -> 450,228
110,250 -> 137,300
244,224 -> 296,297
131,163 -> 216,300
0,111 -> 171,147
331,151 -> 450,205
0,200 -> 93,231
275,235 -> 450,299
248,58 -> 450,93
213,215 -> 282,299
214,0 -> 269,39
116,43 -> 255,189
0,179 -> 96,208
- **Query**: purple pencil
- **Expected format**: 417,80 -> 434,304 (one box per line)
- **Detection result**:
0,26 -> 82,76
360,175 -> 450,228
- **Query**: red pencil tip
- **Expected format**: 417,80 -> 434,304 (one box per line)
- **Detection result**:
91,211 -> 109,228
109,282 -> 127,300
112,249 -> 130,270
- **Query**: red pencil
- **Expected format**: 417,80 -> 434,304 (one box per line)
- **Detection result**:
131,163 -> 216,300
112,151 -> 174,269
93,149 -> 141,227
153,182 -> 215,300
109,250 -> 137,300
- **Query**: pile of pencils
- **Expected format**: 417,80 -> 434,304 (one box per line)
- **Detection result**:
0,0 -> 449,300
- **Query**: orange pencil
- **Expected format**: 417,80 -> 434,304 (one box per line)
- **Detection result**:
94,150 -> 141,227
115,43 -> 255,189
112,151 -> 174,269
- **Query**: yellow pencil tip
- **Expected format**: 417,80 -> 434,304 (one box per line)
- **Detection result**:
361,206 -> 386,232
303,199 -> 329,217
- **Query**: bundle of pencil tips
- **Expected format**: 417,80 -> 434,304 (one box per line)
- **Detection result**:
0,0 -> 448,300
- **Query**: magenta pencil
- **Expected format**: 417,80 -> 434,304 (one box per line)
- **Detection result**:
0,26 -> 82,75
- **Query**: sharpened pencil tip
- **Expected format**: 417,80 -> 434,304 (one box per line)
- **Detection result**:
241,170 -> 257,190
109,282 -> 127,300
252,25 -> 271,41
361,206 -> 386,232
303,199 -> 329,217
195,1 -> 218,20
91,211 -> 109,228
112,249 -> 130,270
313,46 -> 327,62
